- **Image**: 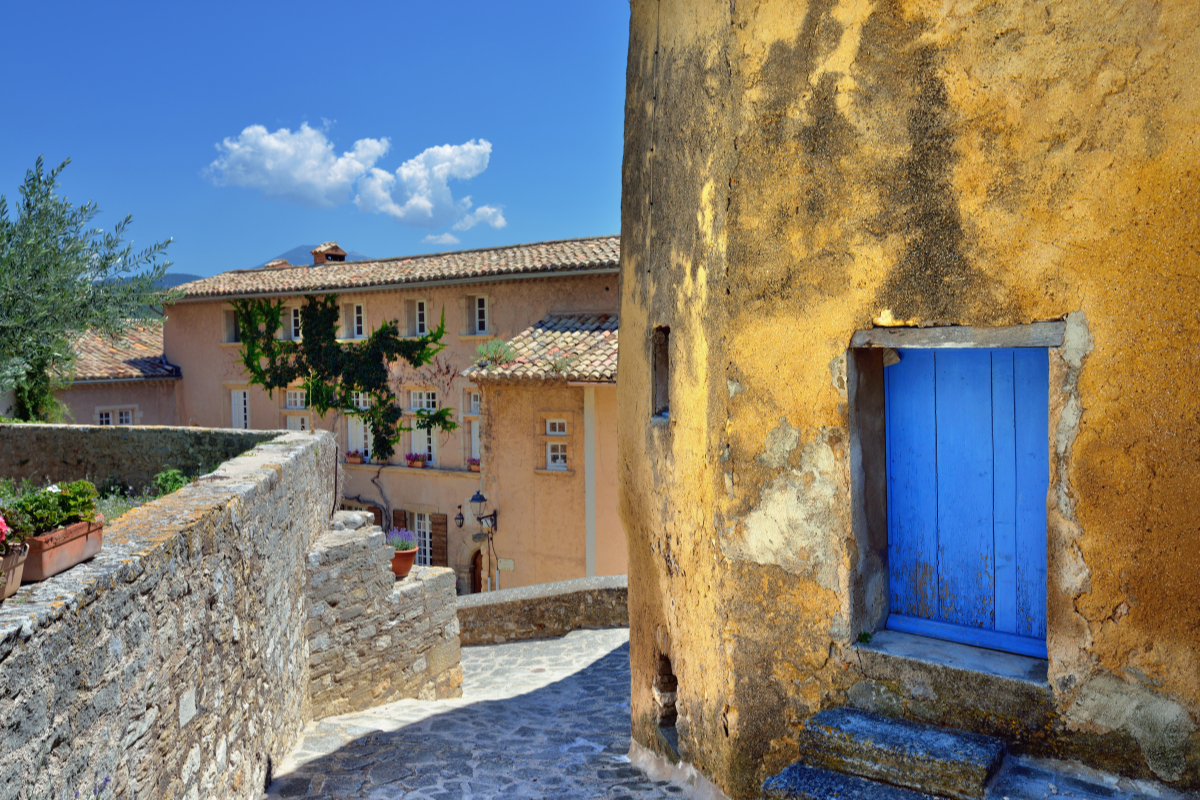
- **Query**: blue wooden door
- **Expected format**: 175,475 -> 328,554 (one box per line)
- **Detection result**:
885,348 -> 1048,658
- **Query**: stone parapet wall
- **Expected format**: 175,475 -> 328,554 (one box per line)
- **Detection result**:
306,515 -> 462,719
0,423 -> 275,489
457,574 -> 628,645
0,429 -> 338,800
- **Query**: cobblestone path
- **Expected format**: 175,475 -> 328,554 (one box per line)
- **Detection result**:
265,629 -> 680,800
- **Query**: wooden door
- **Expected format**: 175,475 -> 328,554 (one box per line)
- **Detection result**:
471,550 -> 483,594
885,348 -> 1048,658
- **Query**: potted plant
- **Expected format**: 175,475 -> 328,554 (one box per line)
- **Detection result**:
346,450 -> 364,464
405,453 -> 429,469
0,480 -> 104,584
0,513 -> 28,603
467,457 -> 480,473
386,527 -> 419,578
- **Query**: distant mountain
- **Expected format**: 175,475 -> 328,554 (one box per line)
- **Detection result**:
156,273 -> 203,288
253,244 -> 372,269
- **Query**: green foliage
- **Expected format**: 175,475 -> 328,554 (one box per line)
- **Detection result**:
476,338 -> 516,366
857,631 -> 873,644
0,479 -> 98,545
0,157 -> 179,419
232,295 -> 457,461
152,468 -> 188,497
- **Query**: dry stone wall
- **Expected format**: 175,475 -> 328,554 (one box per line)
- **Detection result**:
0,429 -> 338,800
307,514 -> 462,719
456,575 -> 628,646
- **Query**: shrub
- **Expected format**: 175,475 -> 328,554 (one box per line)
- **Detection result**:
476,339 -> 516,366
152,468 -> 188,497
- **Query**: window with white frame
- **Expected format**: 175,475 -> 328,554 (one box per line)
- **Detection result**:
470,420 -> 481,460
348,392 -> 372,458
353,304 -> 365,338
286,415 -> 309,431
410,390 -> 438,412
546,419 -> 567,435
286,389 -> 307,409
415,300 -> 428,335
223,310 -> 240,343
412,512 -> 432,566
231,390 -> 249,429
469,391 -> 481,415
411,425 -> 435,464
473,295 -> 489,334
291,307 -> 302,340
118,409 -> 133,425
98,411 -> 112,425
546,442 -> 568,471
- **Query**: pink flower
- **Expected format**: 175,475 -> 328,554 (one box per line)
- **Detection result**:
0,514 -> 9,536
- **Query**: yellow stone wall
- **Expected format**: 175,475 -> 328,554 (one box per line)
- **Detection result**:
619,1 -> 1200,796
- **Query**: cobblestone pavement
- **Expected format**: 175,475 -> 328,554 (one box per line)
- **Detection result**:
265,629 -> 681,800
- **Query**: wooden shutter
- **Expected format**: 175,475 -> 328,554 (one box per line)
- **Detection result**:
368,506 -> 383,527
430,513 -> 449,567
392,509 -> 407,531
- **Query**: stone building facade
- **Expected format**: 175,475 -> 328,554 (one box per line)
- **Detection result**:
618,1 -> 1199,797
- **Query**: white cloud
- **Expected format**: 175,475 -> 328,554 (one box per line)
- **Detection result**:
355,139 -> 507,230
208,126 -> 506,234
207,123 -> 388,207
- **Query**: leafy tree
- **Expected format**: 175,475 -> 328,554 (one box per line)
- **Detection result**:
232,295 -> 457,461
0,157 -> 176,420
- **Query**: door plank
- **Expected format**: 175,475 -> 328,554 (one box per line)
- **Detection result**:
1014,349 -> 1050,639
885,350 -> 939,619
992,350 -> 1018,634
935,350 -> 995,630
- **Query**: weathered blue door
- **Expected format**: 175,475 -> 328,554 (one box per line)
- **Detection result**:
885,348 -> 1048,658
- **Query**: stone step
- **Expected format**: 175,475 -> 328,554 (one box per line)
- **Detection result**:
795,707 -> 1005,800
763,763 -> 945,800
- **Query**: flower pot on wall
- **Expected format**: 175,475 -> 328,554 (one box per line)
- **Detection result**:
22,519 -> 105,582
468,463 -> 480,473
391,547 -> 418,578
1,545 -> 29,601
407,460 -> 426,469
346,455 -> 364,464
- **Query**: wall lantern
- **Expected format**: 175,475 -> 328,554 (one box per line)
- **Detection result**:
454,505 -> 465,529
470,490 -> 498,532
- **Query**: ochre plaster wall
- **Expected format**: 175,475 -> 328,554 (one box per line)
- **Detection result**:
477,381 -> 627,590
619,1 -> 1200,796
57,380 -> 179,426
163,273 -> 619,589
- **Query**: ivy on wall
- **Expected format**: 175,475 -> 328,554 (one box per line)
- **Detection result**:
232,294 -> 457,461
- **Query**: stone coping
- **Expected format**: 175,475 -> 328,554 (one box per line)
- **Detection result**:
456,573 -> 627,608
0,431 -> 321,650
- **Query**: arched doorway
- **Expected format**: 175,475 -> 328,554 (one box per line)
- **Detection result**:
471,550 -> 483,594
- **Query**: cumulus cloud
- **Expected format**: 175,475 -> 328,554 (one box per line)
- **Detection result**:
207,123 -> 388,207
355,139 -> 507,230
208,126 -> 506,234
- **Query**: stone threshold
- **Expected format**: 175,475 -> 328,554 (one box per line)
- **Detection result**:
855,630 -> 1049,688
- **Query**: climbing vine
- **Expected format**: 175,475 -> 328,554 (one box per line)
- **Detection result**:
232,294 -> 457,461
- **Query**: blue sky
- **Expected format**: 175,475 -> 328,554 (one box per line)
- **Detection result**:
1,2 -> 629,278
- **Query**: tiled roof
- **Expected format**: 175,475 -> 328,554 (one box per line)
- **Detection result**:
71,327 -> 181,382
176,235 -> 620,300
463,313 -> 618,384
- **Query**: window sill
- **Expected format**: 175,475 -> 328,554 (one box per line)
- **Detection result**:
650,415 -> 671,427
535,468 -> 575,476
220,342 -> 243,348
335,337 -> 369,344
343,462 -> 478,478
458,333 -> 494,341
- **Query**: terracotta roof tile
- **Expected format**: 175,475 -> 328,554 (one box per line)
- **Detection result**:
71,327 -> 181,382
463,313 -> 618,384
176,235 -> 619,300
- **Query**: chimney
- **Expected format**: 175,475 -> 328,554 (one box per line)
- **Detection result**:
312,242 -> 347,266
262,258 -> 293,269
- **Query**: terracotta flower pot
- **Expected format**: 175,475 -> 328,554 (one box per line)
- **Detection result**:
22,519 -> 104,582
1,544 -> 29,602
346,455 -> 363,464
468,463 -> 480,473
391,548 -> 418,578
407,460 -> 426,469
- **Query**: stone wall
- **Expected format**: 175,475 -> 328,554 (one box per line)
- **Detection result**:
0,422 -> 275,489
457,575 -> 628,646
0,429 -> 338,800
307,514 -> 462,719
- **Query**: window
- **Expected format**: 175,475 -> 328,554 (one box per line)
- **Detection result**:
652,326 -> 670,419
469,391 -> 481,415
286,415 -> 309,431
291,307 -> 302,340
286,389 -> 307,409
412,425 -> 435,465
98,411 -> 111,425
546,419 -> 567,436
348,392 -> 372,458
547,442 -> 568,471
415,300 -> 428,335
353,304 -> 365,338
118,409 -> 133,425
412,512 -> 432,567
410,390 -> 438,412
224,310 -> 240,343
473,295 -> 489,334
231,390 -> 249,429
470,419 -> 481,460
